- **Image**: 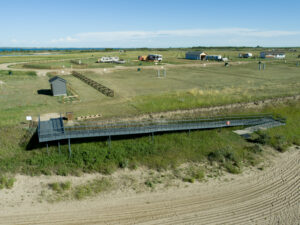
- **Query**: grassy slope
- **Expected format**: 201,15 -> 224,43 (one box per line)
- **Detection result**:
0,101 -> 299,176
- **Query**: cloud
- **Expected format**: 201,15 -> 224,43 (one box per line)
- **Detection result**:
49,28 -> 300,47
73,28 -> 300,40
51,36 -> 78,43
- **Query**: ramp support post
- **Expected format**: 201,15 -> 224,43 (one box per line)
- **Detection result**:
108,136 -> 111,147
58,141 -> 61,154
68,138 -> 72,158
46,142 -> 49,155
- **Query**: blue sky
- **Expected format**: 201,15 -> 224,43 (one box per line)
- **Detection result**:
1,0 -> 299,47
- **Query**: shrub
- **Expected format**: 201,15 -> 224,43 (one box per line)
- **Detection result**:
224,162 -> 241,174
192,169 -> 205,180
119,159 -> 129,168
250,131 -> 271,145
49,182 -> 61,193
182,177 -> 195,183
0,176 -> 16,189
73,178 -> 111,200
187,167 -> 205,181
208,147 -> 240,164
270,135 -> 288,152
246,144 -> 263,154
49,181 -> 72,193
144,180 -> 154,188
61,181 -> 71,191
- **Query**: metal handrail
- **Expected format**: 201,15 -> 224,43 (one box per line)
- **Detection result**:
64,114 -> 276,129
37,114 -> 286,142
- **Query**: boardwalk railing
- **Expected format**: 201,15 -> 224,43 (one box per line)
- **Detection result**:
38,114 -> 285,143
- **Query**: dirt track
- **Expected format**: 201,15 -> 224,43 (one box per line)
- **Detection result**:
0,148 -> 299,225
0,61 -> 248,77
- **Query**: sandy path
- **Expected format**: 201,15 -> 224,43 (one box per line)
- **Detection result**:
0,62 -> 58,77
0,148 -> 299,225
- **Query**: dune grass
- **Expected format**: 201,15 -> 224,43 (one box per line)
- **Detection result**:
46,178 -> 111,202
0,101 -> 299,176
0,175 -> 16,189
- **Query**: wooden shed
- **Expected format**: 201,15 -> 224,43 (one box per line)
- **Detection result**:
49,76 -> 67,96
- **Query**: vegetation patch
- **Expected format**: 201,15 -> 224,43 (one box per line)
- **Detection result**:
45,178 -> 111,202
73,178 -> 111,200
0,70 -> 36,77
49,181 -> 71,193
0,175 -> 16,189
250,130 -> 289,152
224,162 -> 241,174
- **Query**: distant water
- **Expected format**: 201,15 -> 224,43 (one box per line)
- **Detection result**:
0,54 -> 63,57
0,48 -> 106,52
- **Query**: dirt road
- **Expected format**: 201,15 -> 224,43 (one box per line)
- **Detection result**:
0,61 -> 248,77
0,62 -> 57,77
0,148 -> 298,225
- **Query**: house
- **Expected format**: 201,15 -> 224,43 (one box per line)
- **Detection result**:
205,55 -> 222,61
238,53 -> 253,58
185,51 -> 207,60
49,76 -> 67,96
260,51 -> 285,59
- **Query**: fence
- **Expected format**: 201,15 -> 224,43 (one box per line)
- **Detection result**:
72,71 -> 114,97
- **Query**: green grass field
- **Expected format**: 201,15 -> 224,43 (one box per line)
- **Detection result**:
0,48 -> 299,176
1,58 -> 299,126
6,48 -> 300,69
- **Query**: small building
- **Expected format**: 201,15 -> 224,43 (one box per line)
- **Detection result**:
49,76 -> 67,96
260,51 -> 285,59
238,53 -> 253,58
185,51 -> 207,60
205,55 -> 222,61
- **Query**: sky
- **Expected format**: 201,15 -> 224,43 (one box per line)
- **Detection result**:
1,0 -> 300,48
